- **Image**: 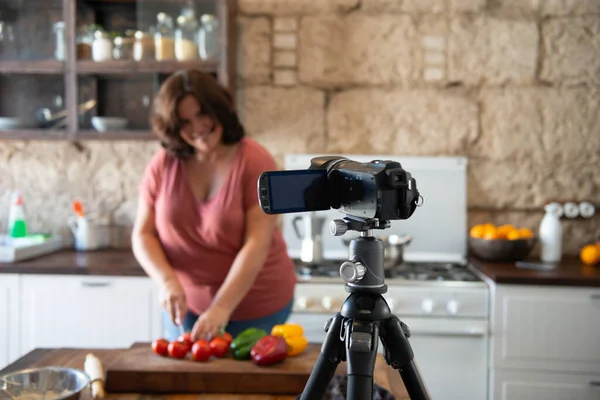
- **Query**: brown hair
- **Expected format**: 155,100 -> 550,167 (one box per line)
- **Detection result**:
150,69 -> 245,159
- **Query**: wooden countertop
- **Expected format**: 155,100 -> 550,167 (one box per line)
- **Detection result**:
0,345 -> 410,400
1,249 -> 598,287
469,255 -> 600,287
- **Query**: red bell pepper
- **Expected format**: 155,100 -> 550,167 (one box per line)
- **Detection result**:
250,335 -> 288,366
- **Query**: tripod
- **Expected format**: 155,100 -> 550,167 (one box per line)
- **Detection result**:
299,217 -> 431,400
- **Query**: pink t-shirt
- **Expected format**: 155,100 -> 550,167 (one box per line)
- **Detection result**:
139,137 -> 297,320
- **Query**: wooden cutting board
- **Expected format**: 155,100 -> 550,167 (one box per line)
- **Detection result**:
105,342 -> 341,395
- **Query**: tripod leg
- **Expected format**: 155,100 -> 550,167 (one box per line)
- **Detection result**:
380,316 -> 431,400
299,313 -> 346,400
345,320 -> 379,400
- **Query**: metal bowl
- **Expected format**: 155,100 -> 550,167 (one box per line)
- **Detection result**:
0,367 -> 90,400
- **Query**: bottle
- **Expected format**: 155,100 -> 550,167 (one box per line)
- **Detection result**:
539,202 -> 563,263
8,191 -> 28,238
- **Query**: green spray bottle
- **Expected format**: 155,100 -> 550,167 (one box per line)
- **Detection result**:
8,191 -> 28,238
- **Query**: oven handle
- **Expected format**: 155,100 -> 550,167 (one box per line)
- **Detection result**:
400,318 -> 488,337
407,329 -> 487,337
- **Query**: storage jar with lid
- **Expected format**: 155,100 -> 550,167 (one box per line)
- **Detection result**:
154,12 -> 175,61
113,35 -> 134,60
133,30 -> 155,61
198,14 -> 219,61
175,15 -> 198,61
92,30 -> 113,62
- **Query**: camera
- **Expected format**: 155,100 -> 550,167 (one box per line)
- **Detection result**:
257,156 -> 420,222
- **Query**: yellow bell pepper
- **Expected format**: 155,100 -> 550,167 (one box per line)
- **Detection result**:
271,323 -> 304,339
271,323 -> 308,357
286,335 -> 308,357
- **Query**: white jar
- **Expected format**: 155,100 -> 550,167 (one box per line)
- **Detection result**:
92,31 -> 113,62
539,202 -> 563,263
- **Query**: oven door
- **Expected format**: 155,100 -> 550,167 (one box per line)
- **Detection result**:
288,313 -> 489,400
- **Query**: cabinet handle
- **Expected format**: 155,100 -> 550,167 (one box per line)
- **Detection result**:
80,281 -> 112,287
591,294 -> 600,300
590,381 -> 600,387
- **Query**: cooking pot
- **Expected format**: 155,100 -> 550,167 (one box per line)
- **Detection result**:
342,234 -> 412,270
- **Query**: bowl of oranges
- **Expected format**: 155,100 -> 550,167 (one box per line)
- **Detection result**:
468,223 -> 536,262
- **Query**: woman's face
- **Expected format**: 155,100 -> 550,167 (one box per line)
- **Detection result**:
177,94 -> 223,157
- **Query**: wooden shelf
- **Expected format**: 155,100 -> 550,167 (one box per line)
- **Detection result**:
77,60 -> 219,75
0,129 -> 68,140
75,129 -> 155,140
0,60 -> 64,74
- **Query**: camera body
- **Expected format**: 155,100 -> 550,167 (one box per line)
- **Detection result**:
257,156 -> 420,222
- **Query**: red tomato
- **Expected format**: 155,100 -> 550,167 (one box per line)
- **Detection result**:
191,340 -> 212,362
221,332 -> 233,347
178,332 -> 193,350
152,338 -> 169,356
209,337 -> 229,358
168,341 -> 189,359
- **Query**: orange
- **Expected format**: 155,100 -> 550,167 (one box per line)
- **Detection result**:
469,225 -> 485,238
506,229 -> 521,240
496,224 -> 513,239
518,228 -> 534,239
483,226 -> 499,240
580,244 -> 600,266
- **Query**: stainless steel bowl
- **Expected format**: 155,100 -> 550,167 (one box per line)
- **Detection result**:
0,367 -> 90,400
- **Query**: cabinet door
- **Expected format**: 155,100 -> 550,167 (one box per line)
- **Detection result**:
0,274 -> 20,369
491,369 -> 600,400
20,275 -> 161,355
491,285 -> 600,373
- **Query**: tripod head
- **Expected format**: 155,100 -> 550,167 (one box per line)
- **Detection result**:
329,216 -> 391,294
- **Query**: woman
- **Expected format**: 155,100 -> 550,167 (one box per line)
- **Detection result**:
131,68 -> 297,342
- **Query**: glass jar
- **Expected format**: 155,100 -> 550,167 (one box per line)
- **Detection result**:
92,30 -> 113,62
133,30 -> 155,61
198,14 -> 219,61
53,21 -> 66,61
154,12 -> 175,61
175,15 -> 198,61
113,36 -> 133,60
76,27 -> 93,60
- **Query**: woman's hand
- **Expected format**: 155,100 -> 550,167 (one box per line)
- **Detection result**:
191,303 -> 231,341
160,277 -> 187,325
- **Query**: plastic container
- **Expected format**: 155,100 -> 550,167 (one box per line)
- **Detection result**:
539,202 -> 563,263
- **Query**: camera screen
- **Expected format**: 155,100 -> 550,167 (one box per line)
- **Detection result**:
266,170 -> 330,213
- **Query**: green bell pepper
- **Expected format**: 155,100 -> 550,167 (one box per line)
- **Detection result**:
231,327 -> 267,360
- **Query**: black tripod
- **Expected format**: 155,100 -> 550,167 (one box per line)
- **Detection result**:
299,217 -> 431,400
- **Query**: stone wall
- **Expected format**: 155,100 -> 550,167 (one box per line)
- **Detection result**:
1,0 -> 599,255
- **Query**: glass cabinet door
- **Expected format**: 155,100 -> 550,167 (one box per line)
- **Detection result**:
0,0 -> 65,64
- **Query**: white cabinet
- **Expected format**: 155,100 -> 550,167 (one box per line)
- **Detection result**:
490,284 -> 600,400
491,369 -> 600,400
19,275 -> 162,356
0,274 -> 20,369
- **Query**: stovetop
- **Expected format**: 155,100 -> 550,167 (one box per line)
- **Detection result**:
296,260 -> 484,283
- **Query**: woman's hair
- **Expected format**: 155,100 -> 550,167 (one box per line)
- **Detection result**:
150,69 -> 245,159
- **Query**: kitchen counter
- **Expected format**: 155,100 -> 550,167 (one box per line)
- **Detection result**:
468,255 -> 600,287
1,249 -> 599,287
0,345 -> 410,400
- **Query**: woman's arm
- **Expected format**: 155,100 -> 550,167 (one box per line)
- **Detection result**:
131,196 -> 187,324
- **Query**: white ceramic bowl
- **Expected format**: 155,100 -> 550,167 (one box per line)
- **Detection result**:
91,117 -> 128,132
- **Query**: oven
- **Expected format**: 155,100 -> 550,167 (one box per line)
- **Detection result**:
280,154 -> 491,400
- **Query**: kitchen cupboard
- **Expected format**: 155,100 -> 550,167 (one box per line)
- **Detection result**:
0,0 -> 236,141
0,275 -> 20,369
489,284 -> 600,400
19,275 -> 162,357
